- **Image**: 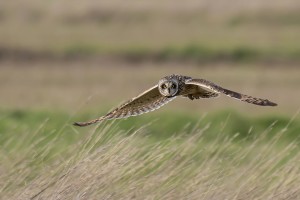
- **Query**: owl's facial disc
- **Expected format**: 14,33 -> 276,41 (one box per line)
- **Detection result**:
158,79 -> 179,97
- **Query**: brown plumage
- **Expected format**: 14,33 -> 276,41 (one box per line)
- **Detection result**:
74,74 -> 277,127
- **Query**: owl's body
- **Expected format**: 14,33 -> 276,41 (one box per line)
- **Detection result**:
74,74 -> 277,127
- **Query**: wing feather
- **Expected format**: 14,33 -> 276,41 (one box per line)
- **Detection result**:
74,85 -> 175,126
185,79 -> 277,106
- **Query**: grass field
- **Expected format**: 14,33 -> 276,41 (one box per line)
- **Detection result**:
1,108 -> 300,199
1,0 -> 300,62
1,0 -> 300,199
1,62 -> 300,199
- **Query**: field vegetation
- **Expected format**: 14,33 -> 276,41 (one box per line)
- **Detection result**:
1,108 -> 300,199
1,0 -> 300,199
0,0 -> 300,63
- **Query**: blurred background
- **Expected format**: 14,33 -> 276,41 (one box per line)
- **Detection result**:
0,0 -> 299,116
1,1 -> 300,198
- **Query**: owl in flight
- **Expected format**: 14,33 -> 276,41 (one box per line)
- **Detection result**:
74,74 -> 277,127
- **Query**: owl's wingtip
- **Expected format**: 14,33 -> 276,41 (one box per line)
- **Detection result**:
73,118 -> 103,127
73,122 -> 87,127
266,100 -> 277,106
73,122 -> 82,126
269,101 -> 278,106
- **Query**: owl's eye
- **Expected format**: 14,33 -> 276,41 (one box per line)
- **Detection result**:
171,84 -> 176,89
161,84 -> 167,89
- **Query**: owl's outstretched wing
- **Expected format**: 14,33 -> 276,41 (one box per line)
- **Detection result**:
73,85 -> 175,127
185,79 -> 277,106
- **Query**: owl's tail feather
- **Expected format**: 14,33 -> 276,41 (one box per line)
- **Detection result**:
73,118 -> 103,127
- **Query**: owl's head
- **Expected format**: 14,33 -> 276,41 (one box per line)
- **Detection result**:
158,77 -> 179,97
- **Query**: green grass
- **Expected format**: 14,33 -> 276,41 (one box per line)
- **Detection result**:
3,43 -> 300,63
68,44 -> 300,62
2,109 -> 299,149
1,109 -> 300,199
2,109 -> 299,146
0,1 -> 300,196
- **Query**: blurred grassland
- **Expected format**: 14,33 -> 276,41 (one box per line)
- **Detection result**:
0,63 -> 298,115
1,109 -> 300,199
1,62 -> 300,198
1,63 -> 299,198
1,0 -> 300,199
0,0 -> 300,62
2,108 -> 300,146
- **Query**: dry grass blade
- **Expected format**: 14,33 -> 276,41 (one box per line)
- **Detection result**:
0,116 -> 299,200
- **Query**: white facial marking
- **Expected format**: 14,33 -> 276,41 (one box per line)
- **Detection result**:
158,78 -> 179,97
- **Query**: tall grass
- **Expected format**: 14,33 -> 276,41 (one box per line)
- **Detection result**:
1,111 -> 300,199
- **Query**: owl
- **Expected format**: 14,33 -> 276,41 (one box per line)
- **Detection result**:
74,74 -> 277,127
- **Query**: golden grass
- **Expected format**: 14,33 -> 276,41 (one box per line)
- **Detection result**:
1,118 -> 300,200
1,2 -> 299,197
